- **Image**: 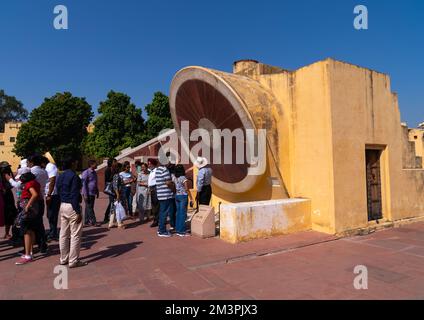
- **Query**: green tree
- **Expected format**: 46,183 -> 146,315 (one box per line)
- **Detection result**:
0,89 -> 28,131
83,91 -> 145,158
143,92 -> 173,141
14,92 -> 93,163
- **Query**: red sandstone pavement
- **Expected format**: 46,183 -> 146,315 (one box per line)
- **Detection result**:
0,194 -> 424,300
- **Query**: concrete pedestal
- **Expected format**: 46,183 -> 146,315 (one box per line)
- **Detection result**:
220,199 -> 311,243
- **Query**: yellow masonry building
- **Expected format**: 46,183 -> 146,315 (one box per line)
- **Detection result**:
170,58 -> 424,243
0,122 -> 22,170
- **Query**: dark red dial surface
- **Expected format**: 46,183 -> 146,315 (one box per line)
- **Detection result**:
175,79 -> 249,184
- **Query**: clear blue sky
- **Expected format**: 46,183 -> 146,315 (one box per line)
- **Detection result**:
0,0 -> 423,126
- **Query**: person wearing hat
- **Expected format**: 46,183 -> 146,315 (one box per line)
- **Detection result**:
0,161 -> 18,240
16,159 -> 29,178
194,157 -> 213,206
6,159 -> 30,218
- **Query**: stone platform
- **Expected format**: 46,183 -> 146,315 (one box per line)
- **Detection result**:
220,199 -> 311,243
0,194 -> 423,300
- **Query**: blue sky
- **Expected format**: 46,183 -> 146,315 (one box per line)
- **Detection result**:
0,0 -> 423,126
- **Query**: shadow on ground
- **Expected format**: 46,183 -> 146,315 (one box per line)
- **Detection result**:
83,241 -> 143,263
0,226 -> 111,262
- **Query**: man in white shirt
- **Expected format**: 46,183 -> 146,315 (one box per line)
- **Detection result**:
147,166 -> 156,188
147,158 -> 159,228
41,155 -> 60,241
27,155 -> 49,253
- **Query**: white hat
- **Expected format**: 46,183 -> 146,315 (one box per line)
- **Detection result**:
194,156 -> 208,169
20,159 -> 28,168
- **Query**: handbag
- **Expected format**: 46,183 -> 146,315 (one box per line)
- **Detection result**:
114,201 -> 126,221
104,182 -> 114,196
15,205 -> 38,227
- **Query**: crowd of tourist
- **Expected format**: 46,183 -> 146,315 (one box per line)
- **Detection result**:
103,155 -> 212,237
0,153 -> 213,267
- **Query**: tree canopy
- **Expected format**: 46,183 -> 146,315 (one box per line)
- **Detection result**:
13,92 -> 93,162
0,89 -> 28,131
143,92 -> 173,141
83,91 -> 145,158
11,90 -> 174,162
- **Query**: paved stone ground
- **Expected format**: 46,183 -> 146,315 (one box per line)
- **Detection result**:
0,194 -> 423,300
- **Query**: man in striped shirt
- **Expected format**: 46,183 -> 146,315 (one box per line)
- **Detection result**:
155,164 -> 175,237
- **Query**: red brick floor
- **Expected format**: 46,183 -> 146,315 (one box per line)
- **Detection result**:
0,194 -> 423,300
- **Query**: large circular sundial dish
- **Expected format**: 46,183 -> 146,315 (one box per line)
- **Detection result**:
169,66 -> 264,193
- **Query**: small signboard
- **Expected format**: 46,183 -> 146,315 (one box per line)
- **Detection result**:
191,205 -> 216,238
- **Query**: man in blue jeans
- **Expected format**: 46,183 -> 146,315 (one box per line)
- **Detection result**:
155,163 -> 174,237
174,164 -> 194,236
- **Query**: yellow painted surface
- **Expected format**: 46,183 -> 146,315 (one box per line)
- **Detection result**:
409,128 -> 424,167
0,122 -> 22,171
327,60 -> 424,232
220,198 -> 311,244
172,58 -> 424,240
192,151 -> 287,212
235,61 -> 336,234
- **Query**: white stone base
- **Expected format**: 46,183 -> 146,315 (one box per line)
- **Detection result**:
219,199 -> 311,243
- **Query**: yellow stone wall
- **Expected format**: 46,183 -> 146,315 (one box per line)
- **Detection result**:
327,60 -> 424,232
0,122 -> 22,171
409,128 -> 424,167
227,59 -> 424,234
178,58 -> 424,239
245,61 -> 337,233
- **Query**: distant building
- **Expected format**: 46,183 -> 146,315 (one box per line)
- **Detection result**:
0,122 -> 22,171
